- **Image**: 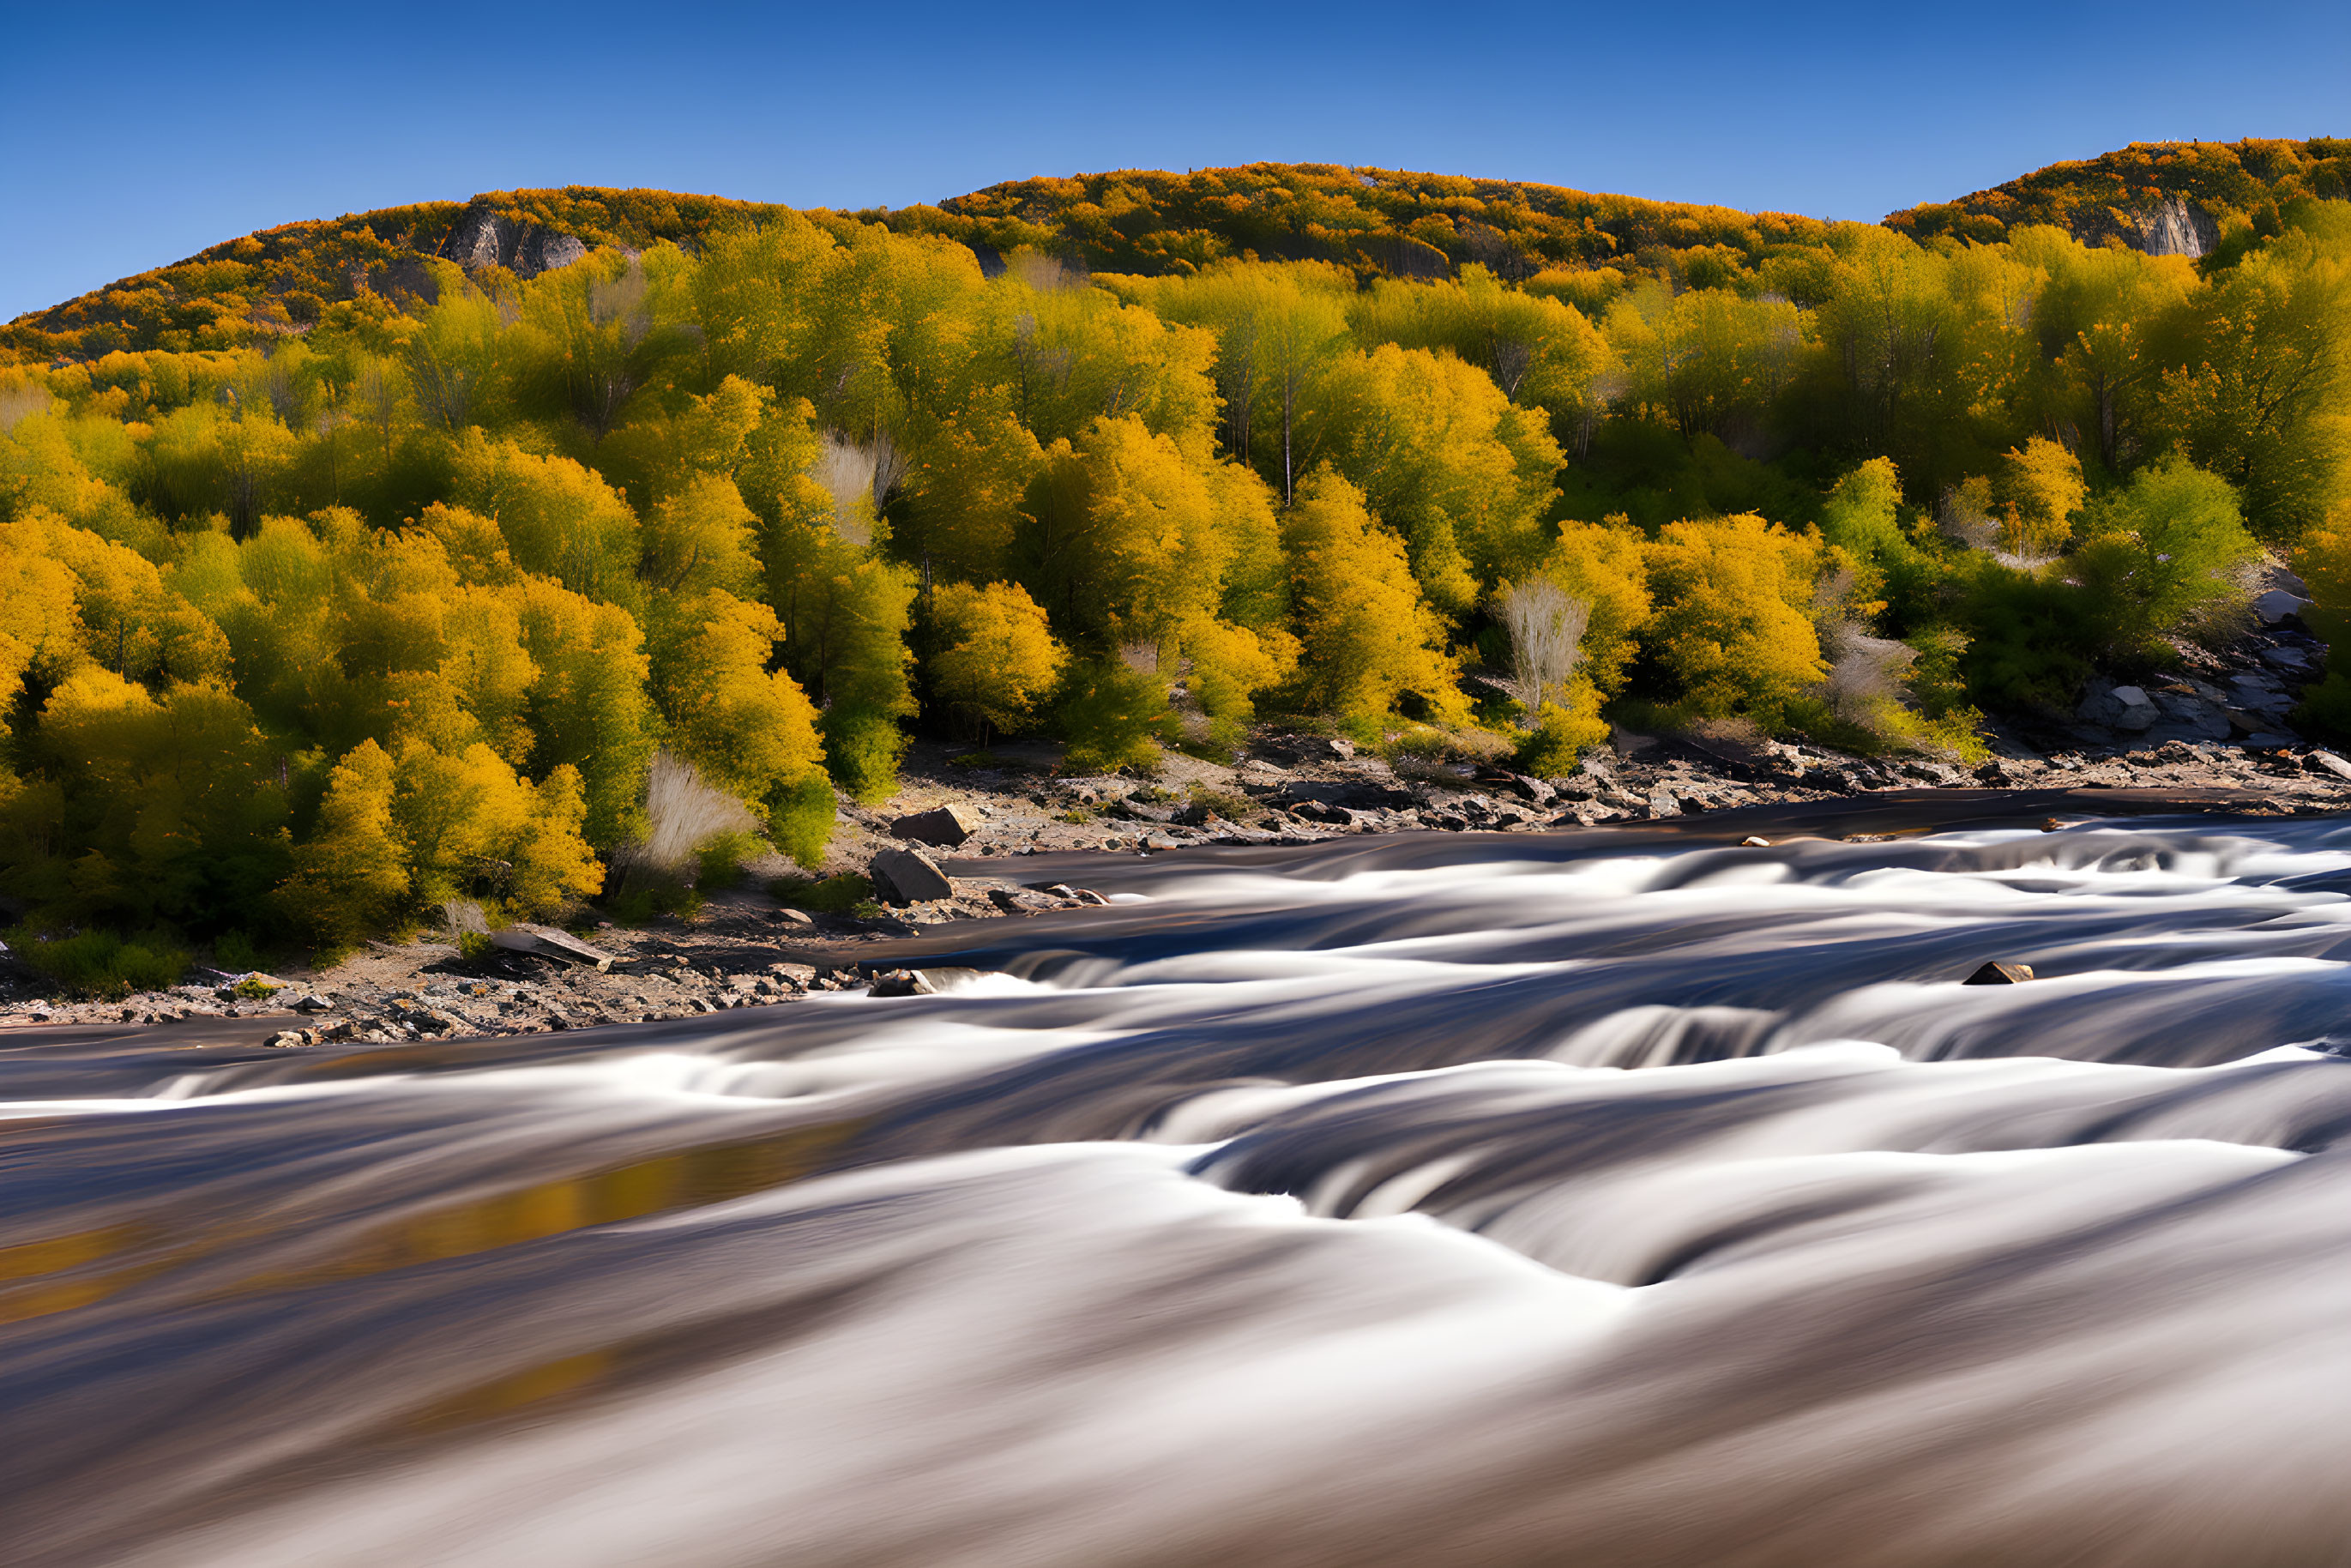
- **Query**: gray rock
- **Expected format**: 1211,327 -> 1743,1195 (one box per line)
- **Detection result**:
1648,786 -> 1682,818
491,924 -> 616,971
2254,588 -> 2315,624
865,968 -> 933,998
866,965 -> 997,998
869,847 -> 954,904
889,804 -> 983,847
2149,692 -> 2233,739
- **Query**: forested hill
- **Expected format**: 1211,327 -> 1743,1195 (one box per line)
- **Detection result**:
1887,138 -> 2351,253
15,139 -> 2346,362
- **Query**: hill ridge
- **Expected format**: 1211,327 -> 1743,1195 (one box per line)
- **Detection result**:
10,138 -> 2350,361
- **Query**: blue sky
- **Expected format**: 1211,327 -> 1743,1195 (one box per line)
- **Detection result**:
3,0 -> 2345,323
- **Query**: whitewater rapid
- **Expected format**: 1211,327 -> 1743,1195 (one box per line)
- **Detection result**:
9,816 -> 2351,1565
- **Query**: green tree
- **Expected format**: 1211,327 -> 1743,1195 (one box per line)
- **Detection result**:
2072,456 -> 2259,651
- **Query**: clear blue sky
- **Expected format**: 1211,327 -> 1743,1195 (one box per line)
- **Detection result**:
4,0 -> 2345,323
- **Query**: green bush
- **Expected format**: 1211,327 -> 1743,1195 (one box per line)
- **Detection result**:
2073,457 -> 2260,654
9,928 -> 189,998
822,709 -> 909,804
213,930 -> 263,972
766,773 -> 838,870
1059,660 -> 1176,774
1958,564 -> 2107,715
1514,701 -> 1610,776
693,829 -> 762,890
768,873 -> 874,914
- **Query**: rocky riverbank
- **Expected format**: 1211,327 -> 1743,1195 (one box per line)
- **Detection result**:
9,703 -> 2351,1040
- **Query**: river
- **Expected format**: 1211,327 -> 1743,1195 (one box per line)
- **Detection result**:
7,811 -> 2351,1566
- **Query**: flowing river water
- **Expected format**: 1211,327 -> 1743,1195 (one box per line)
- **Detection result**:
9,808 -> 2351,1566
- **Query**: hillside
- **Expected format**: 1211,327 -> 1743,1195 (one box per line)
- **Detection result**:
8,166 -> 1825,361
12,141 -> 2345,363
11,141 -> 2314,362
870,163 -> 1828,283
1886,137 -> 2351,252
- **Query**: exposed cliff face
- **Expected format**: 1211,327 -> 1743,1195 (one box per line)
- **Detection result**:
435,205 -> 592,279
2071,194 -> 2218,258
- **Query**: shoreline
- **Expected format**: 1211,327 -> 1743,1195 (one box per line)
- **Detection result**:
3,735 -> 2346,1045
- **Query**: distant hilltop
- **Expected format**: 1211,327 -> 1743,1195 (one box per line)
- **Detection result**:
9,138 -> 2348,361
1885,138 -> 2351,253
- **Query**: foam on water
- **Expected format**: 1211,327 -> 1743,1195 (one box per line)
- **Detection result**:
8,817 -> 2351,1565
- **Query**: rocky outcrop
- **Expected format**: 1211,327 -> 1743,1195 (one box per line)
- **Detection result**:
436,206 -> 592,279
2069,195 -> 2217,258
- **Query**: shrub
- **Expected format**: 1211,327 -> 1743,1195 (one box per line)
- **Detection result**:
1642,512 -> 1827,728
693,829 -> 761,890
930,581 -> 1067,742
1515,700 -> 1610,776
1059,658 -> 1176,774
1185,783 -> 1257,822
822,708 -> 909,803
768,873 -> 873,914
212,930 -> 262,972
1957,564 -> 2107,715
2073,456 -> 2260,654
9,927 -> 187,998
636,752 -> 753,860
767,772 -> 838,869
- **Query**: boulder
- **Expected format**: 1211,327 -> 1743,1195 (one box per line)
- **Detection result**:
490,925 -> 615,971
865,968 -> 933,998
1025,882 -> 1109,905
1963,961 -> 2036,985
2253,587 -> 2315,624
866,965 -> 995,998
2308,751 -> 2351,781
1647,787 -> 1682,818
869,847 -> 954,904
2076,679 -> 2123,726
2110,685 -> 2157,733
889,804 -> 984,847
